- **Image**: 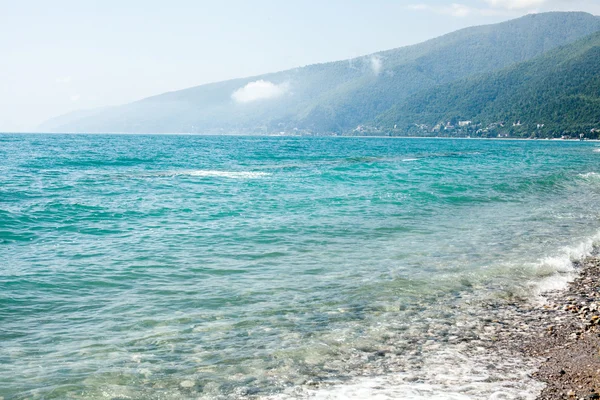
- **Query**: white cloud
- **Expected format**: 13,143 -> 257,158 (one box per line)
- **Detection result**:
407,2 -> 513,17
410,0 -> 598,15
370,56 -> 382,75
231,80 -> 289,103
485,0 -> 547,9
70,94 -> 80,102
408,3 -> 475,17
55,76 -> 72,84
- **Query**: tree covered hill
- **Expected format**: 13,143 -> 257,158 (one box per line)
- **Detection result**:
377,30 -> 600,138
40,12 -> 600,135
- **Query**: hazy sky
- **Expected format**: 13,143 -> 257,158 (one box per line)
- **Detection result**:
1,0 -> 600,132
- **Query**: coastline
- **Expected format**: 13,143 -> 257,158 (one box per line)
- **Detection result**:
495,254 -> 600,399
2,132 -> 600,142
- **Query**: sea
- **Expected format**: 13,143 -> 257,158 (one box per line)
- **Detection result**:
2,134 -> 600,399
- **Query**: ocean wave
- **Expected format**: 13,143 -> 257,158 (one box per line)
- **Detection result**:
170,170 -> 271,179
530,231 -> 600,295
402,158 -> 419,162
577,172 -> 600,187
579,172 -> 600,179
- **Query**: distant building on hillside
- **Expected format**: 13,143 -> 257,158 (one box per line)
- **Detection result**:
458,120 -> 472,127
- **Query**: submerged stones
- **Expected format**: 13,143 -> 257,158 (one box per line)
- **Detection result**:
179,380 -> 195,388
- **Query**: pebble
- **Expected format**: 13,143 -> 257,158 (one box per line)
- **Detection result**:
180,380 -> 195,388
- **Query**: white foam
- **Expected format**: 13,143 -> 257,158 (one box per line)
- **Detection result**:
265,345 -> 543,400
593,148 -> 600,152
172,170 -> 271,179
530,231 -> 600,295
402,158 -> 419,162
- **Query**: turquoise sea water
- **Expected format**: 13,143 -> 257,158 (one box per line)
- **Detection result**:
2,134 -> 600,399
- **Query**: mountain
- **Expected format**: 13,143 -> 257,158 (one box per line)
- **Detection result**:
40,12 -> 600,134
378,30 -> 600,138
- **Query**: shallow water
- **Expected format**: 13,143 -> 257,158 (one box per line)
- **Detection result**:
2,135 -> 600,399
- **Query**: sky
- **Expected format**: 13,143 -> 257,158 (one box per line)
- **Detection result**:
1,0 -> 600,132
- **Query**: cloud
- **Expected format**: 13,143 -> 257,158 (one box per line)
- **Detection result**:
407,2 -> 513,17
55,76 -> 72,84
485,0 -> 547,9
370,56 -> 383,75
231,80 -> 290,103
70,94 -> 80,102
408,3 -> 474,17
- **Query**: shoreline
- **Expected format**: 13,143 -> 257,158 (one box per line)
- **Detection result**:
494,255 -> 600,399
1,131 -> 600,142
273,253 -> 600,399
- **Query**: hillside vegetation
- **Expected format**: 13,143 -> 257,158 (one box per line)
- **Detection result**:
378,31 -> 600,138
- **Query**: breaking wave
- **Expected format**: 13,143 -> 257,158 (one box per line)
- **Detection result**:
170,170 -> 271,179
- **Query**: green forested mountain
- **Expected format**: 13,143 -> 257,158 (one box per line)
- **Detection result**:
378,31 -> 600,138
40,12 -> 600,135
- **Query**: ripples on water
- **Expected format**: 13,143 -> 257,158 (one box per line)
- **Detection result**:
2,135 -> 600,399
